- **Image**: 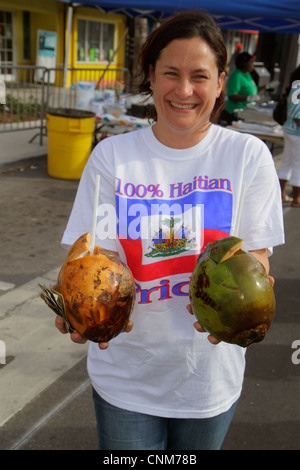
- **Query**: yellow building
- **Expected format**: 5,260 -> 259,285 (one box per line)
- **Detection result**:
0,0 -> 127,85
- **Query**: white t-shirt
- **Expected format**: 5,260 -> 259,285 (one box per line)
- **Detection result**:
62,124 -> 284,419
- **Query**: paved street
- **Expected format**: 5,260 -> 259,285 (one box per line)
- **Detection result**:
0,130 -> 299,450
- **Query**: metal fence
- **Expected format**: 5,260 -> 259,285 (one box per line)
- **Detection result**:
0,65 -> 131,145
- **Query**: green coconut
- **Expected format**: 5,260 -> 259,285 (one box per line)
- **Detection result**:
189,236 -> 275,347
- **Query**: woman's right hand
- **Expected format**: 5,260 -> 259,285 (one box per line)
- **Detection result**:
55,315 -> 87,344
55,315 -> 134,350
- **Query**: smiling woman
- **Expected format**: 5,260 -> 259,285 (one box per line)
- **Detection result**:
137,12 -> 226,119
148,37 -> 225,148
57,9 -> 284,451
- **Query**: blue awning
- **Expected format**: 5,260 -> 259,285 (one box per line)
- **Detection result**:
59,0 -> 300,33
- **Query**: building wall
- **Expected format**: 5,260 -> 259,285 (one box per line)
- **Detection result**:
70,6 -> 126,69
0,0 -> 127,83
0,0 -> 62,66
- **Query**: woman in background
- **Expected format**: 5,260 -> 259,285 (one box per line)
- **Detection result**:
222,52 -> 259,124
278,66 -> 300,206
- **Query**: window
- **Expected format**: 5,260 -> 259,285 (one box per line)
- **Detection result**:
0,10 -> 13,65
77,19 -> 115,63
23,11 -> 31,60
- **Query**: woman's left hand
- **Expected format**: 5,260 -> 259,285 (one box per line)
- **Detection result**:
186,304 -> 220,345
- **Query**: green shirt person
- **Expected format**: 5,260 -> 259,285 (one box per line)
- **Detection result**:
225,52 -> 258,117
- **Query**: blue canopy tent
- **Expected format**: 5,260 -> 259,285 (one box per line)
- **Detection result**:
60,0 -> 300,33
58,0 -> 300,102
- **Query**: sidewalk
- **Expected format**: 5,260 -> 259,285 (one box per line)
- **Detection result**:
0,129 -> 90,434
0,128 -> 48,166
0,268 -> 89,427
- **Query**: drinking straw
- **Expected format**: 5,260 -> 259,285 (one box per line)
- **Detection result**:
90,174 -> 100,255
233,182 -> 247,237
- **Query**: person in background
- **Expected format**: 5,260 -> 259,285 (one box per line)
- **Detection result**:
278,66 -> 300,206
228,42 -> 243,75
55,10 -> 284,450
222,52 -> 259,124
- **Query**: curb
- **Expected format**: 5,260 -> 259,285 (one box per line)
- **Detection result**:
0,267 -> 89,426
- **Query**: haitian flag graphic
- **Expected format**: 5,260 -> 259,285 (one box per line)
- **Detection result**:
115,177 -> 233,284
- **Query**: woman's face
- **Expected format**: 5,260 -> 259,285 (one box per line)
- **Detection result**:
149,37 -> 224,148
245,58 -> 255,72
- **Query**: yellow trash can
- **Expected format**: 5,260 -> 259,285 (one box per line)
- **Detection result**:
47,108 -> 95,179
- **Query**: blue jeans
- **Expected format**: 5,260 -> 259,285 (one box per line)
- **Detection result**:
92,388 -> 237,450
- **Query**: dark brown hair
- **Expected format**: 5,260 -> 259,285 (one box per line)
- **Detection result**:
135,10 -> 227,122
